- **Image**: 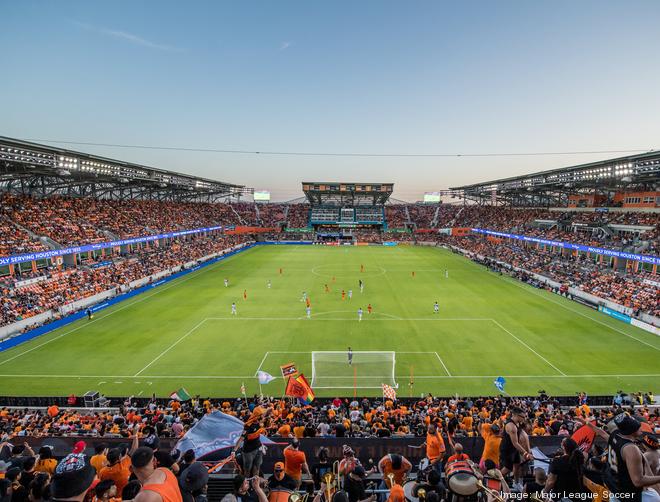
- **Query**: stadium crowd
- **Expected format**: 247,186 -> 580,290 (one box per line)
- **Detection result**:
0,393 -> 659,502
1,234 -> 250,328
1,393 -> 657,440
442,236 -> 659,318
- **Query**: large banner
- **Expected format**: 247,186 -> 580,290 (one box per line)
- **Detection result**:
471,228 -> 660,266
0,226 -> 223,266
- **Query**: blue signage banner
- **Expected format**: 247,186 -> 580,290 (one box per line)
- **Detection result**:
598,306 -> 632,324
0,226 -> 223,266
471,228 -> 660,266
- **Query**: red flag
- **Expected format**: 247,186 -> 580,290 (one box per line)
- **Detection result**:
285,374 -> 315,403
571,423 -> 596,453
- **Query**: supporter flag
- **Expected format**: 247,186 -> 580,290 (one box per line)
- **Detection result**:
571,422 -> 597,454
285,374 -> 315,404
257,371 -> 276,385
175,410 -> 278,460
169,387 -> 191,401
494,377 -> 506,393
382,384 -> 397,401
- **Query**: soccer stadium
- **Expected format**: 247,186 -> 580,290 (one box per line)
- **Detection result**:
1,3 -> 659,502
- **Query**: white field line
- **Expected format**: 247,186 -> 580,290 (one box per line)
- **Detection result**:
133,319 -> 208,376
267,351 -> 439,354
204,317 -> 492,321
0,373 -> 658,379
434,351 -> 452,377
503,277 -> 660,352
491,319 -> 566,376
254,352 -> 270,376
0,258 -> 232,367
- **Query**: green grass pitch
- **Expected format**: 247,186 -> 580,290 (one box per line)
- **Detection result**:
0,245 -> 658,398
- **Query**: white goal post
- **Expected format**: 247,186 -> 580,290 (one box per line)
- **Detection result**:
311,351 -> 397,389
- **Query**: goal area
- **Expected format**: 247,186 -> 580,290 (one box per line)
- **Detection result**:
311,351 -> 397,389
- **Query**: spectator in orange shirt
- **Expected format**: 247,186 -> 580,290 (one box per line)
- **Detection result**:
283,439 -> 310,488
479,423 -> 502,471
425,423 -> 446,470
99,448 -> 131,495
445,443 -> 470,465
91,444 -> 108,474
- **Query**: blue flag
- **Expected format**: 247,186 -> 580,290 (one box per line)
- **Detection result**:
175,410 -> 277,460
494,376 -> 506,393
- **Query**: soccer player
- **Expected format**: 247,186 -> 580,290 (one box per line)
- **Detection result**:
279,267 -> 283,275
347,347 -> 353,365
341,290 -> 346,301
412,271 -> 415,278
306,297 -> 311,308
231,302 -> 237,315
267,280 -> 271,289
325,284 -> 329,293
357,307 -> 363,322
367,303 -> 372,314
433,301 -> 439,314
301,291 -> 307,302
224,278 -> 229,288
359,279 -> 364,293
243,289 -> 247,300
86,308 -> 93,320
445,269 -> 449,279
348,289 -> 353,300
306,306 -> 311,319
360,264 -> 364,273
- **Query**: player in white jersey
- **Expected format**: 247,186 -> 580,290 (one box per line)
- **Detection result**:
300,291 -> 307,302
348,289 -> 353,299
445,269 -> 448,279
224,278 -> 229,288
267,280 -> 271,289
357,307 -> 363,321
231,302 -> 237,315
434,301 -> 439,314
306,306 -> 311,319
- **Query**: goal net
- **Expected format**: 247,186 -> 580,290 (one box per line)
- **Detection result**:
311,351 -> 397,389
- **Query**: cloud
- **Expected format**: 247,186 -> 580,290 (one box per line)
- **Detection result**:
279,41 -> 292,51
73,21 -> 183,52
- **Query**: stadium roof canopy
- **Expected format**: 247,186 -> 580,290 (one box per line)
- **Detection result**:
0,136 -> 252,202
449,151 -> 660,206
302,182 -> 394,206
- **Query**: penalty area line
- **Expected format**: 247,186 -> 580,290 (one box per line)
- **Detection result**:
434,352 -> 452,377
491,319 -> 566,376
254,352 -> 270,377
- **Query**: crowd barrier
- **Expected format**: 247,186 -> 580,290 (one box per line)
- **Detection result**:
19,434 -> 567,467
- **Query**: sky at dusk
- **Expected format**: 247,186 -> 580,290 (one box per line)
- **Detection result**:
2,1 -> 659,201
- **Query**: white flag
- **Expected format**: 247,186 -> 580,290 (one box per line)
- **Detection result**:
257,371 -> 276,385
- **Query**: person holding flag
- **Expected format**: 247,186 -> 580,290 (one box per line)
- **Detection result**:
494,377 -> 506,393
382,384 -> 397,401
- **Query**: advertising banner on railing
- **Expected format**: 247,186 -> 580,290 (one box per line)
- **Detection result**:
471,228 -> 660,266
0,226 -> 223,266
